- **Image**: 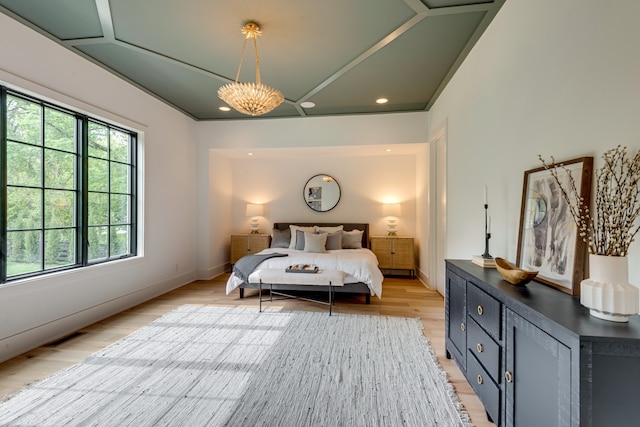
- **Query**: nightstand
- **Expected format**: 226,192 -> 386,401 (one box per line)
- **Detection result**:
370,236 -> 415,277
230,234 -> 271,264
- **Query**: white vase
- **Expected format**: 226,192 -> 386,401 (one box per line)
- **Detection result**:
580,254 -> 639,322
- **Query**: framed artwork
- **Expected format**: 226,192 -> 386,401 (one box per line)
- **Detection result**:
307,186 -> 322,201
516,156 -> 593,295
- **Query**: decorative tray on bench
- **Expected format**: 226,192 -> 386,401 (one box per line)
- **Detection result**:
286,264 -> 319,273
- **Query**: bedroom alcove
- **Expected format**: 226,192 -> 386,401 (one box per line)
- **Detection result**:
203,141 -> 438,291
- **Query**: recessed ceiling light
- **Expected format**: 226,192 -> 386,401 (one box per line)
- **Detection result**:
386,149 -> 392,152
376,98 -> 388,104
248,152 -> 254,156
219,106 -> 231,112
300,101 -> 315,108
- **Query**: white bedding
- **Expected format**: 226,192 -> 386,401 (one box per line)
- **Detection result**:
226,248 -> 384,298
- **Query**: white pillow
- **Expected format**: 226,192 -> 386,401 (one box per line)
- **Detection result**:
342,229 -> 363,249
289,225 -> 317,249
304,231 -> 327,253
317,225 -> 344,234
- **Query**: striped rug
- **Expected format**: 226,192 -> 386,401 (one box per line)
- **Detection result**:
0,306 -> 472,426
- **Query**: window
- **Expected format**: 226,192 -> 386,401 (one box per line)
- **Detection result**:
1,87 -> 137,283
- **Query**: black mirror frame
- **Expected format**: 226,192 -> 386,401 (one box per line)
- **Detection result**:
303,174 -> 341,212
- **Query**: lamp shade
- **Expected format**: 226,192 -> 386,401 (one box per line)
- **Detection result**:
382,203 -> 401,217
245,203 -> 264,217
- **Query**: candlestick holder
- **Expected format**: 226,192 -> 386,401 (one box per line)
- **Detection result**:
482,203 -> 492,259
472,203 -> 496,268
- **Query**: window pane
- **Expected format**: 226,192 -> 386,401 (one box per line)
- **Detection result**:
7,187 -> 42,230
88,157 -> 108,191
110,226 -> 129,257
88,192 -> 108,226
110,162 -> 130,193
110,194 -> 130,224
45,229 -> 75,269
6,230 -> 42,276
6,95 -> 41,145
45,190 -> 75,228
45,149 -> 76,189
88,122 -> 108,159
88,226 -> 108,261
110,129 -> 129,163
7,142 -> 41,186
44,108 -> 75,152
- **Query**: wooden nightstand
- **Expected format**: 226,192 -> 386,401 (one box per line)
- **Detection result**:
230,234 -> 271,264
370,236 -> 415,277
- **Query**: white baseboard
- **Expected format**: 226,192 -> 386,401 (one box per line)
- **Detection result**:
196,263 -> 229,281
0,271 -> 196,364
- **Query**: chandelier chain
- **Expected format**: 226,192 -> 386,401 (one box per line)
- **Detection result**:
253,36 -> 261,85
234,37 -> 248,83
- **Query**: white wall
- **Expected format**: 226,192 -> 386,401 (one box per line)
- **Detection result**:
428,0 -> 640,284
0,14 -> 198,362
227,153 -> 417,236
194,113 -> 429,278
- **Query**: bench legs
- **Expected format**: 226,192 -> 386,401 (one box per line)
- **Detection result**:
258,280 -> 336,316
247,284 -> 371,307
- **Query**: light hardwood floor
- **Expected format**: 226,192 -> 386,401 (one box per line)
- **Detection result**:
0,274 -> 494,427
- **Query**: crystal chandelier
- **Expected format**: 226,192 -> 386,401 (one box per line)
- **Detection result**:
218,22 -> 284,116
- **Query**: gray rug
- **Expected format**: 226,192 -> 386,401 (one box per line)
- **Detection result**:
0,306 -> 472,426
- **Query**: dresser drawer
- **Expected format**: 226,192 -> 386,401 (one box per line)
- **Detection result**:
467,348 -> 500,424
467,317 -> 501,382
468,282 -> 501,340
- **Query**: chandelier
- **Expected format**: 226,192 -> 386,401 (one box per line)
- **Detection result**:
218,22 -> 284,116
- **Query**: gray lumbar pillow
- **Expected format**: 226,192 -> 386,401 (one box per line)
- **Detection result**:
295,229 -> 306,250
304,231 -> 327,253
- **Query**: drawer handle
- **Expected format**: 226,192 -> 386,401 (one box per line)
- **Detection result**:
460,322 -> 466,332
477,305 -> 484,316
505,371 -> 513,383
477,375 -> 483,385
476,343 -> 483,353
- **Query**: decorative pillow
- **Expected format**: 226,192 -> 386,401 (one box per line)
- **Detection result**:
317,225 -> 344,234
342,229 -> 363,249
270,228 -> 291,248
289,225 -> 317,249
322,230 -> 343,250
304,231 -> 327,253
295,229 -> 306,250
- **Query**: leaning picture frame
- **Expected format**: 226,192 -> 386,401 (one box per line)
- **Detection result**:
516,156 -> 593,295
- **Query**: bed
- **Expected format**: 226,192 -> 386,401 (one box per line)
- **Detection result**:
226,223 -> 383,303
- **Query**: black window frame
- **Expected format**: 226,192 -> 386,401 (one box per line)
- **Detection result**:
0,86 -> 138,284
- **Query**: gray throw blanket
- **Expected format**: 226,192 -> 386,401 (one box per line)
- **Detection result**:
233,252 -> 289,283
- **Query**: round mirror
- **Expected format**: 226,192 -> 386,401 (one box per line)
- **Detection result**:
303,174 -> 341,212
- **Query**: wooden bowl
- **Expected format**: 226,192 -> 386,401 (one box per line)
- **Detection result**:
495,257 -> 538,285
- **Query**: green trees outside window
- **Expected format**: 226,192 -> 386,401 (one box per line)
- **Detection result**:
1,88 -> 137,282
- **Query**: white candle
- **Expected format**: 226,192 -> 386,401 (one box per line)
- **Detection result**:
484,185 -> 488,205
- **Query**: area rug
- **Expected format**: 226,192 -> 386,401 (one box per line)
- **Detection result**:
0,306 -> 472,426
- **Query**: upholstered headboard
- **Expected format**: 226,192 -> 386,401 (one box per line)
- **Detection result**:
273,223 -> 370,249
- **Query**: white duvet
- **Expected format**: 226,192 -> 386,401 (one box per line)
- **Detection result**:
226,248 -> 384,298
